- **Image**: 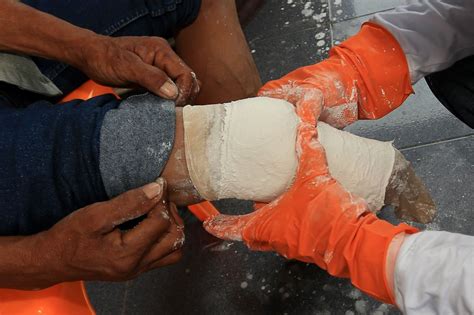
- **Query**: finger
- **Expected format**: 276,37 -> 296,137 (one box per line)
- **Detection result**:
258,87 -> 288,101
194,76 -> 202,101
144,250 -> 183,271
92,181 -> 164,233
319,102 -> 359,128
174,74 -> 193,106
147,178 -> 171,222
174,71 -> 200,106
151,46 -> 193,87
294,124 -> 331,183
294,85 -> 324,124
123,178 -> 173,247
131,60 -> 179,100
157,52 -> 197,106
259,82 -> 324,124
203,212 -> 257,241
257,79 -> 287,98
139,219 -> 185,268
121,204 -> 172,250
168,202 -> 184,228
258,81 -> 306,105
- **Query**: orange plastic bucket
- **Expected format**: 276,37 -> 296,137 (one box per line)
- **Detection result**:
0,282 -> 94,315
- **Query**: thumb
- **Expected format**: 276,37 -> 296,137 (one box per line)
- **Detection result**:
93,181 -> 163,234
257,82 -> 286,99
203,211 -> 259,241
132,61 -> 178,100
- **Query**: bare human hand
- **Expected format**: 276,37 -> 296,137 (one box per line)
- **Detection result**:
0,2 -> 200,105
0,179 -> 185,290
75,35 -> 201,105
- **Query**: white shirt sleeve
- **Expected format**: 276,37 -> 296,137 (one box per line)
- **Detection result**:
394,231 -> 474,314
371,0 -> 474,83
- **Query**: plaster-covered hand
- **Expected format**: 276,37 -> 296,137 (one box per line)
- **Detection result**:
204,101 -> 418,304
259,23 -> 412,128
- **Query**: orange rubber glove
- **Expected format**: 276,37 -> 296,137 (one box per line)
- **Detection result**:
259,22 -> 413,128
204,100 -> 418,304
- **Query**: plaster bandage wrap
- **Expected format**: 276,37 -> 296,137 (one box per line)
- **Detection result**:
183,96 -> 397,209
317,122 -> 395,211
183,97 -> 299,201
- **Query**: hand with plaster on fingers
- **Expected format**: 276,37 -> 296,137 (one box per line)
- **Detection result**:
0,1 -> 200,105
259,22 -> 413,128
42,178 -> 185,286
77,35 -> 201,105
203,100 -> 418,305
0,178 -> 185,290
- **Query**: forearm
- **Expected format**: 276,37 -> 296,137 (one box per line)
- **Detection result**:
0,0 -> 95,66
371,0 -> 474,83
0,235 -> 49,289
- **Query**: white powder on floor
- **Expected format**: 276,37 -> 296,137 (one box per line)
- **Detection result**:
301,2 -> 314,17
315,32 -> 325,40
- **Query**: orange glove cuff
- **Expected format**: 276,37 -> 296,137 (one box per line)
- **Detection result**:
343,215 -> 418,304
334,22 -> 413,119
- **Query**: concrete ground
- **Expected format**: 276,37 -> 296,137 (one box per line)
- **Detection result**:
87,1 -> 474,314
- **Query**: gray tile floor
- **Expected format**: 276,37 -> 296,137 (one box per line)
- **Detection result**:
87,1 -> 474,314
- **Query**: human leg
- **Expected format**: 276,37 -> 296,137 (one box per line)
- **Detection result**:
0,94 -> 118,235
1,91 -> 434,231
175,0 -> 262,104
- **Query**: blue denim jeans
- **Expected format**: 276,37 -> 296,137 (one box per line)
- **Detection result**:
22,0 -> 201,95
0,94 -> 119,235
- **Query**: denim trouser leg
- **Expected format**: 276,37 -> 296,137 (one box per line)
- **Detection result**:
21,0 -> 201,95
0,95 -> 117,235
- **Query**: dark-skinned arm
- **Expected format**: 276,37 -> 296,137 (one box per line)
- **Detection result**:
0,181 -> 185,290
0,0 -> 200,104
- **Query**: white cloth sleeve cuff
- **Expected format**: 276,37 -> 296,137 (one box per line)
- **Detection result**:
371,0 -> 474,83
394,231 -> 474,314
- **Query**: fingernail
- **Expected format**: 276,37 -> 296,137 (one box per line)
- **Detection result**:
155,177 -> 166,191
160,80 -> 178,99
143,182 -> 162,199
155,177 -> 167,198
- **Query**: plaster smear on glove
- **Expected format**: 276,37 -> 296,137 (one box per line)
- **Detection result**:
184,97 -> 395,210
